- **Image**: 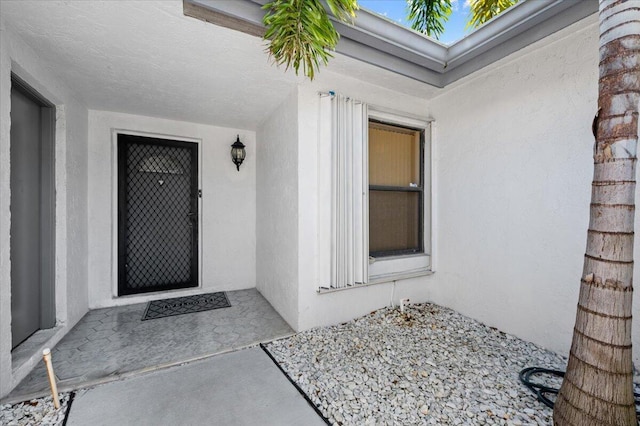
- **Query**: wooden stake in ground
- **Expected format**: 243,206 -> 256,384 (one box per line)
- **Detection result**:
42,348 -> 60,409
553,1 -> 639,425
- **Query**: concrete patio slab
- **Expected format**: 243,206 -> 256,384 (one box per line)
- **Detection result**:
66,347 -> 326,426
5,289 -> 294,403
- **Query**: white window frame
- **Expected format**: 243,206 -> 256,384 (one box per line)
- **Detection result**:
317,94 -> 433,292
367,108 -> 432,282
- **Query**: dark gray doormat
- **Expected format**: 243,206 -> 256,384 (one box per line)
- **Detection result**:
142,292 -> 231,320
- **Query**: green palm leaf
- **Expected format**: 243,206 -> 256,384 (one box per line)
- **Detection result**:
262,0 -> 358,80
467,0 -> 518,29
407,0 -> 452,40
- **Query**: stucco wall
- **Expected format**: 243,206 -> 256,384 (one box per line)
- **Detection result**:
426,15 -> 640,364
63,102 -> 90,325
0,19 -> 89,397
87,111 -> 256,308
295,73 -> 432,331
256,89 -> 300,329
291,14 -> 640,368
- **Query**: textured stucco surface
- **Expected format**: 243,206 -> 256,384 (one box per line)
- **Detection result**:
426,15 -> 640,365
0,1 -> 441,131
62,102 -> 89,326
256,89 -> 300,329
296,73 -> 432,331
0,18 -> 89,398
87,110 -> 257,308
255,72 -> 434,332
0,0 -> 296,130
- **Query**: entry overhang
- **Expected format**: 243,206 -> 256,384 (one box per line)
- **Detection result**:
183,0 -> 597,88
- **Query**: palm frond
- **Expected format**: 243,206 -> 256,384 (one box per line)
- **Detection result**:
467,0 -> 518,29
326,0 -> 358,22
407,0 -> 452,40
262,0 -> 358,80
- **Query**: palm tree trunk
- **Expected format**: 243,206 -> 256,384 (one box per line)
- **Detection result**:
553,1 -> 639,425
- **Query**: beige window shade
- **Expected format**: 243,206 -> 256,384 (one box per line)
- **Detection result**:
369,191 -> 420,252
369,121 -> 422,255
369,122 -> 420,187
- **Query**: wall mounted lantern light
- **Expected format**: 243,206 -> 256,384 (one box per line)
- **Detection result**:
230,135 -> 246,171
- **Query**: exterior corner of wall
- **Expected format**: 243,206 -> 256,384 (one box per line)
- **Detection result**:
255,88 -> 300,329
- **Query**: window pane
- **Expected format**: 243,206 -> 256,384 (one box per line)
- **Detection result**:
369,190 -> 420,253
369,122 -> 420,187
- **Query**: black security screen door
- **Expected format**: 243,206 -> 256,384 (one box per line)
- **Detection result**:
118,134 -> 199,296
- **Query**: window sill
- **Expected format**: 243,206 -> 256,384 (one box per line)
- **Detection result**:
369,253 -> 430,278
317,268 -> 434,294
369,252 -> 426,263
368,267 -> 434,284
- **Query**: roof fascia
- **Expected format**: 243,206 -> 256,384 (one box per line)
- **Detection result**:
331,9 -> 448,71
183,0 -> 597,88
184,0 -> 265,36
444,0 -> 598,84
336,37 -> 445,86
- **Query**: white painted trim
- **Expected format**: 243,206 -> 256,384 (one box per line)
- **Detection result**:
317,269 -> 434,294
318,92 -> 434,125
110,129 -> 203,300
368,109 -> 433,128
367,111 -> 433,280
427,120 -> 436,272
446,0 -> 565,65
369,254 -> 431,279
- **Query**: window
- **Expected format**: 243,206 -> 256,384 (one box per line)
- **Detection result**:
369,121 -> 424,257
317,93 -> 432,290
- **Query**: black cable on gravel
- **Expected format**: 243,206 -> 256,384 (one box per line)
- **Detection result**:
519,367 -> 640,417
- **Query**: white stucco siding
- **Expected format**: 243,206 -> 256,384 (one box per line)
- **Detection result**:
427,16 -> 640,364
0,19 -> 89,397
295,76 -> 432,331
60,100 -> 90,327
87,111 -> 256,308
256,89 -> 300,330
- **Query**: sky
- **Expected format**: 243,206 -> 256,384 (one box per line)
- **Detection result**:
358,0 -> 470,45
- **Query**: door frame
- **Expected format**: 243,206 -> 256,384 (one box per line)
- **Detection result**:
10,73 -> 56,333
111,129 -> 202,298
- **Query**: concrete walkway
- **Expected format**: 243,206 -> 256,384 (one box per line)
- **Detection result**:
66,347 -> 326,426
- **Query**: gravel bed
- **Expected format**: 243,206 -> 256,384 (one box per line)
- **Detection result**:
265,303 -> 569,426
0,393 -> 71,426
